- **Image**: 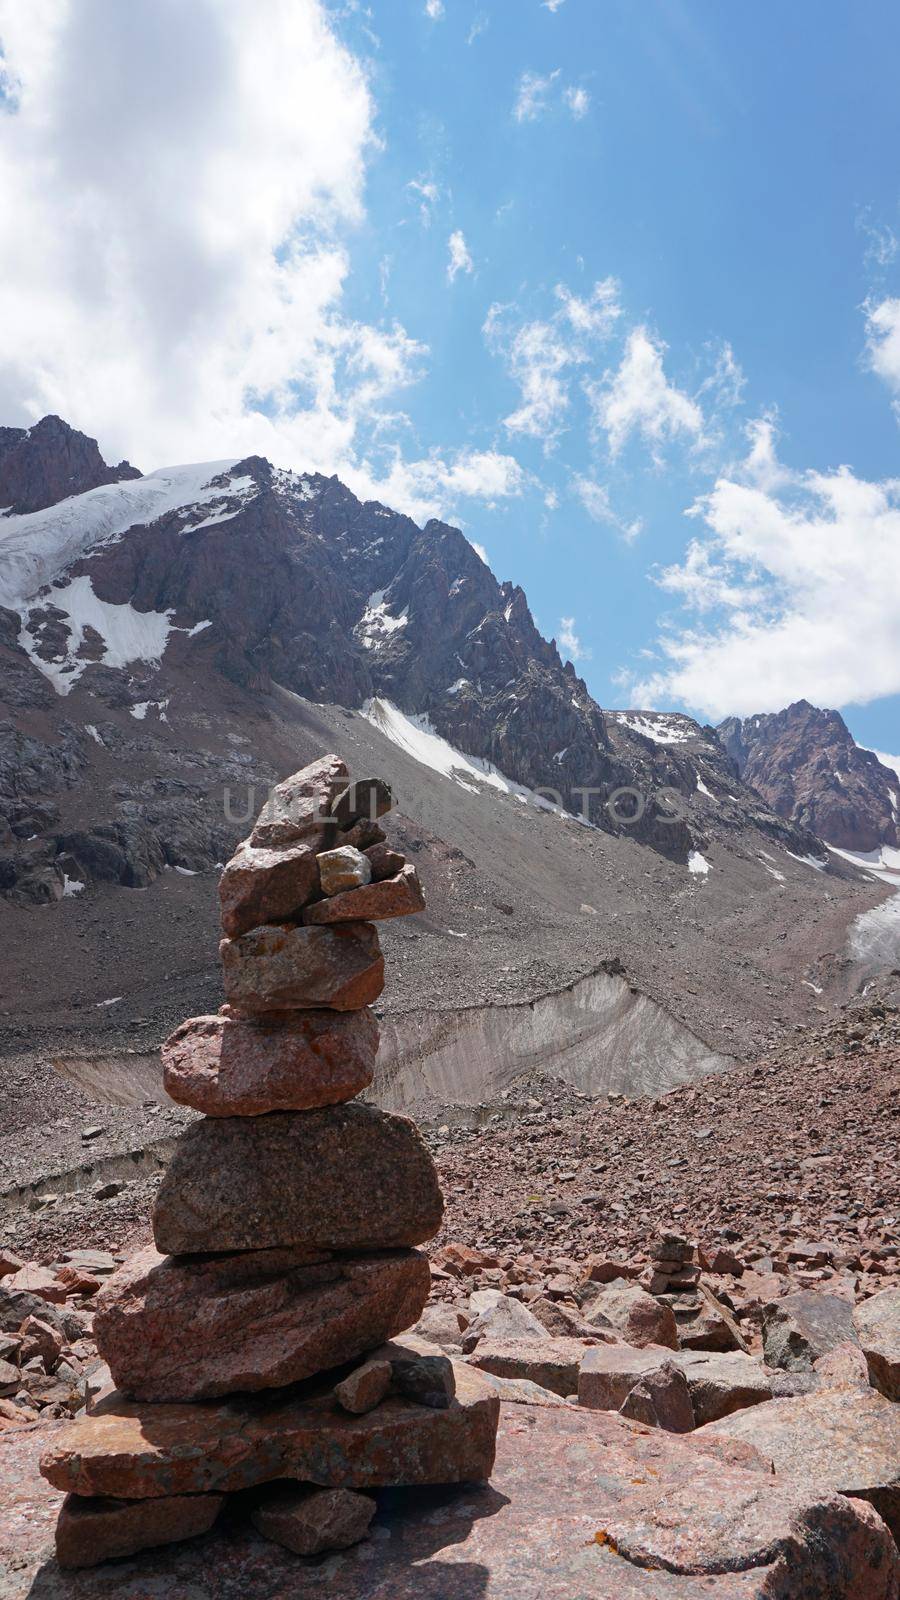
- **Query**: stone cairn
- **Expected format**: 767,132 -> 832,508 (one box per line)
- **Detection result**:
40,755 -> 499,1569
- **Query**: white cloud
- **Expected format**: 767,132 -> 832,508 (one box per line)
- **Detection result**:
408,175 -> 440,227
485,278 -> 620,444
514,68 -> 587,123
563,85 -> 590,119
346,447 -> 527,524
543,0 -> 566,11
558,615 -> 590,661
0,0 -> 435,482
573,475 -> 642,543
514,70 -> 561,122
447,229 -> 474,283
466,15 -> 488,43
469,539 -> 490,565
424,0 -> 444,17
865,297 -> 900,399
629,425 -> 900,718
589,326 -> 706,460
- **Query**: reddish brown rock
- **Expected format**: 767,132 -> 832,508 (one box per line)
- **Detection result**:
250,755 -> 348,848
364,842 -> 405,880
468,1335 -> 593,1397
762,1290 -> 856,1372
6,1266 -> 66,1304
334,1359 -> 393,1415
814,1340 -> 872,1391
303,865 -> 425,926
152,1104 -> 444,1256
251,1485 -> 375,1556
618,1359 -> 694,1433
584,1282 -> 679,1350
18,1316 -> 63,1371
700,1386 -> 900,1539
0,1250 -> 24,1278
853,1286 -> 900,1401
161,1008 -> 378,1116
220,921 -> 384,1014
218,837 -> 326,938
55,1490 -> 224,1568
669,1350 -> 773,1425
39,1362 -> 500,1499
8,1402 -> 898,1596
578,1342 -> 684,1412
93,1245 -> 430,1401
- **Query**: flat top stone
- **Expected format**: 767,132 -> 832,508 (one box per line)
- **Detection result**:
8,1403 -> 898,1598
699,1384 -> 900,1499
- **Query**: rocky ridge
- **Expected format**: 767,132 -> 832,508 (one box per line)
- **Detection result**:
720,699 -> 900,854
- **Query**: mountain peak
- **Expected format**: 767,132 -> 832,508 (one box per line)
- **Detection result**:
0,415 -> 141,516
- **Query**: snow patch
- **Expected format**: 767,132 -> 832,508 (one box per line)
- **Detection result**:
827,842 -> 900,883
688,850 -> 711,876
786,850 -> 828,872
0,460 -> 249,609
360,697 -> 572,819
355,591 -> 409,650
62,874 -> 84,897
695,776 -> 714,798
84,724 -> 103,745
613,712 -> 696,746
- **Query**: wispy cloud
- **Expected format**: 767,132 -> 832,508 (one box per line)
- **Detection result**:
559,615 -> 591,661
865,297 -> 900,411
424,0 -> 444,18
447,229 -> 474,283
573,475 -> 642,543
485,279 -> 621,444
563,85 -> 590,119
407,175 -> 440,227
348,447 -> 526,524
514,68 -> 589,122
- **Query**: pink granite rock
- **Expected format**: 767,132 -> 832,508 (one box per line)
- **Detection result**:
220,921 -> 384,1013
152,1104 -> 444,1256
161,1008 -> 378,1115
218,837 -> 326,938
93,1245 -> 430,1401
303,865 -> 425,925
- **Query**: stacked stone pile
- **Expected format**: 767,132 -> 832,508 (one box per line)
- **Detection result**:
38,756 -> 499,1569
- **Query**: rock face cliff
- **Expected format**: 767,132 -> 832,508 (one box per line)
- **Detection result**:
719,702 -> 900,854
0,416 -> 139,515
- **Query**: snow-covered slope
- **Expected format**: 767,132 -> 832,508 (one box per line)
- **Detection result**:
0,461 -> 252,610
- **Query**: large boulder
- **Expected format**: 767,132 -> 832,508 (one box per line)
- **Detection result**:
161,1008 -> 378,1116
579,1343 -> 686,1413
55,1491 -> 224,1569
152,1104 -> 444,1255
93,1245 -> 430,1401
762,1291 -> 857,1372
670,1350 -> 773,1426
618,1360 -> 694,1433
699,1386 -> 900,1540
220,922 -> 384,1013
584,1281 -> 679,1350
218,837 -> 327,938
853,1287 -> 900,1401
40,1362 -> 500,1499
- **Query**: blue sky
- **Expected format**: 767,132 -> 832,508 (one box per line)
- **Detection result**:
1,0 -> 899,748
